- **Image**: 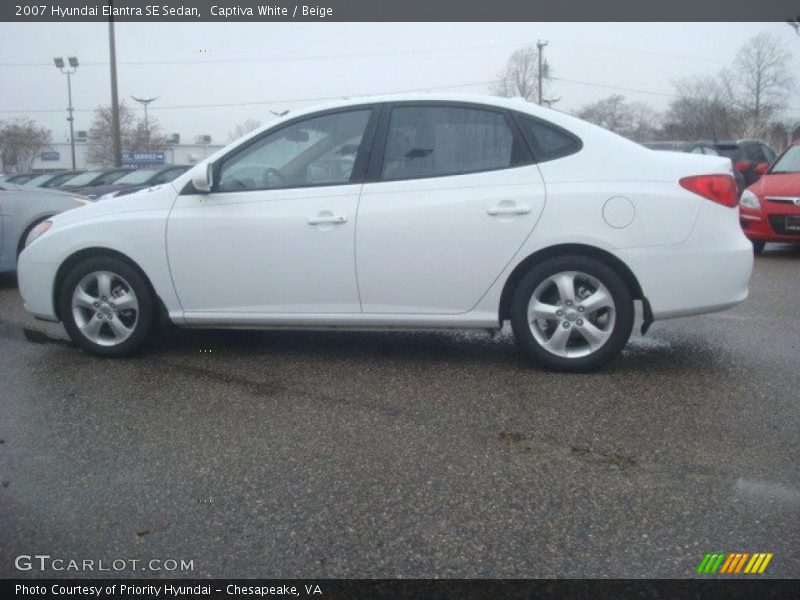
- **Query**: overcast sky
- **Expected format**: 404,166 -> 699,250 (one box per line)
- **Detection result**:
1,22 -> 798,144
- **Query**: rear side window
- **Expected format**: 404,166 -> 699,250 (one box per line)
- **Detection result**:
515,115 -> 581,162
380,106 -> 517,180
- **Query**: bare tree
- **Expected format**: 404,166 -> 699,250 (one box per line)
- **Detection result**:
731,32 -> 794,136
0,118 -> 51,173
132,117 -> 168,153
86,101 -> 139,166
662,76 -> 740,141
493,46 -> 553,104
228,119 -> 262,142
576,95 -> 661,142
576,95 -> 632,134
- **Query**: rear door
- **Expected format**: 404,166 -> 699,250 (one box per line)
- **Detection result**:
355,102 -> 546,315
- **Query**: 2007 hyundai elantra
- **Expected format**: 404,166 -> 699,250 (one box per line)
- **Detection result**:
17,94 -> 753,371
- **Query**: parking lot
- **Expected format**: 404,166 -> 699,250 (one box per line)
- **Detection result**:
1,245 -> 798,578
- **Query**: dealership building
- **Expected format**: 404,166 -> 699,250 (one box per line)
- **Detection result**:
29,132 -> 224,172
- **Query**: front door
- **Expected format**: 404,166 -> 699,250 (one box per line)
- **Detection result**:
167,107 -> 375,315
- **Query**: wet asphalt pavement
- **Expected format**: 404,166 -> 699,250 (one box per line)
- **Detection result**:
1,245 -> 799,579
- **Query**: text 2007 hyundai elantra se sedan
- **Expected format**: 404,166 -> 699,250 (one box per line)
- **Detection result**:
17,94 -> 753,371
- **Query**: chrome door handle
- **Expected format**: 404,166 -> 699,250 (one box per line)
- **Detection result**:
487,204 -> 531,216
308,214 -> 347,225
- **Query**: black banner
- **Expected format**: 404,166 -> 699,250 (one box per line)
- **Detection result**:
4,579 -> 800,600
3,0 -> 800,22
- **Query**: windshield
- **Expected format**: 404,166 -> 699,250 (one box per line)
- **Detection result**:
114,169 -> 158,185
24,173 -> 55,186
62,171 -> 102,186
770,145 -> 800,174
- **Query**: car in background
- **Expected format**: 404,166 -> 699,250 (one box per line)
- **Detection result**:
23,170 -> 86,189
3,173 -> 37,185
645,140 -> 746,194
739,141 -> 800,254
0,183 -> 88,273
715,140 -> 777,188
644,141 -> 720,155
57,167 -> 134,193
86,165 -> 191,201
18,94 -> 753,371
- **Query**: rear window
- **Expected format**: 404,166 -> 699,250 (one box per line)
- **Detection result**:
515,115 -> 581,162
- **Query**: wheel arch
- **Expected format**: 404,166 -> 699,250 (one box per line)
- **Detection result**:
17,214 -> 56,257
53,247 -> 167,323
498,243 -> 648,323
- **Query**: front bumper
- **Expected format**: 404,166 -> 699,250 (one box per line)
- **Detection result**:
740,207 -> 800,242
17,249 -> 59,321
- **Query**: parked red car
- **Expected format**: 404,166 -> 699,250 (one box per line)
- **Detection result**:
739,141 -> 800,254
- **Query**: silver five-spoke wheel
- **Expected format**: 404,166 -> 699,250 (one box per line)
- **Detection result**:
71,271 -> 139,347
527,270 -> 616,359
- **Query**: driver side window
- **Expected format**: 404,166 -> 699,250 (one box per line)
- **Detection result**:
216,109 -> 372,192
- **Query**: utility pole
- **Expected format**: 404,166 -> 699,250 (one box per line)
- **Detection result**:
108,3 -> 122,167
537,40 -> 548,106
131,96 -> 159,150
54,56 -> 79,169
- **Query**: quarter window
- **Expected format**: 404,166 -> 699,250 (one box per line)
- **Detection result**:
380,106 -> 516,180
217,109 -> 372,192
515,116 -> 581,162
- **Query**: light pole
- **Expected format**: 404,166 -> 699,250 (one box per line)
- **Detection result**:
54,56 -> 79,169
131,96 -> 159,150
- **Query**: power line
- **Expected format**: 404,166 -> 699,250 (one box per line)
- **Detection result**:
0,37 -> 733,68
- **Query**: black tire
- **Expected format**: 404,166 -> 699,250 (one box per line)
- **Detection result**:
510,255 -> 634,372
752,240 -> 765,255
58,256 -> 155,357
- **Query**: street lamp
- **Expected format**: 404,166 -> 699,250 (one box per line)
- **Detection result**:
54,56 -> 79,169
131,96 -> 159,150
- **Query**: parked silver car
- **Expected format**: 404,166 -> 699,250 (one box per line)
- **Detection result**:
0,182 -> 88,273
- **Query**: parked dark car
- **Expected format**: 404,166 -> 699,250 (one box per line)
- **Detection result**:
3,173 -> 37,185
82,165 -> 191,200
646,140 -> 746,194
714,140 -> 777,187
22,170 -> 86,189
644,140 -> 720,155
57,168 -> 134,192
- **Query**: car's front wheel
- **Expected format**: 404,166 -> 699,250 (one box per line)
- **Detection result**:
59,256 -> 155,357
510,256 -> 634,372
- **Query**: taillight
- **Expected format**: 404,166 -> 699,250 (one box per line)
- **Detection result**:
679,174 -> 738,208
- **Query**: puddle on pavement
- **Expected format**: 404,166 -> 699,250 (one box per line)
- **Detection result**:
0,320 -> 70,347
733,478 -> 800,507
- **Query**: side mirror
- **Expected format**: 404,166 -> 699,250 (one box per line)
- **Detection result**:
755,162 -> 768,176
192,163 -> 214,193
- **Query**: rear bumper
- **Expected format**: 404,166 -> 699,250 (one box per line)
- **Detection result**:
623,203 -> 753,320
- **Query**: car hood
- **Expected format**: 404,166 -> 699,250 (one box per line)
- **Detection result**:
750,173 -> 800,198
47,182 -> 178,227
77,183 -> 131,198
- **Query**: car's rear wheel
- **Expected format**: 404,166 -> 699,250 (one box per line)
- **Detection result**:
59,256 -> 155,357
510,255 -> 634,372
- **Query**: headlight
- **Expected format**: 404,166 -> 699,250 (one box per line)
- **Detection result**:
98,191 -> 120,201
740,189 -> 761,210
25,219 -> 52,247
74,196 -> 88,206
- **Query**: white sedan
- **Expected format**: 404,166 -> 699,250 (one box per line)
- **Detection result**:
18,94 -> 753,371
